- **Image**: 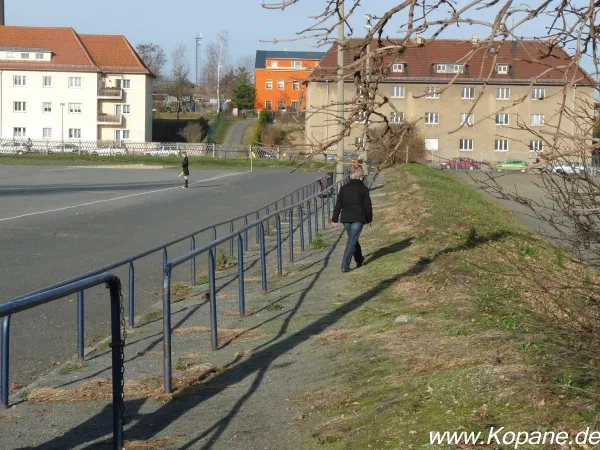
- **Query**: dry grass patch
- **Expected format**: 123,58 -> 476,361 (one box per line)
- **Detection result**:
296,388 -> 357,411
316,329 -> 354,345
173,326 -> 262,344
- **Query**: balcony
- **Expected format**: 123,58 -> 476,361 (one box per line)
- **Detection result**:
97,87 -> 123,99
97,113 -> 123,125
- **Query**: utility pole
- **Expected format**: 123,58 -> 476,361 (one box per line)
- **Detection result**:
194,34 -> 203,90
336,0 -> 345,181
363,14 -> 376,171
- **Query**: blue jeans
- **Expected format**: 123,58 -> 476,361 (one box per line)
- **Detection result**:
342,222 -> 364,270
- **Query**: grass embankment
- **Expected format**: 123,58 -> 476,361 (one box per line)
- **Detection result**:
0,153 -> 335,171
310,165 -> 600,448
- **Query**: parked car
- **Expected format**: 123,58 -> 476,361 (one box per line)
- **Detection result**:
0,141 -> 29,154
495,159 -> 529,170
440,157 -> 487,170
48,143 -> 82,154
91,144 -> 127,156
145,145 -> 180,157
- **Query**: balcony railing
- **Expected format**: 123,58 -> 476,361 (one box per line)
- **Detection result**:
97,114 -> 123,125
97,87 -> 123,99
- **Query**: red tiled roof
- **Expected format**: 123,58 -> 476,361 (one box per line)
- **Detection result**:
0,26 -> 150,75
79,34 -> 152,75
310,39 -> 594,85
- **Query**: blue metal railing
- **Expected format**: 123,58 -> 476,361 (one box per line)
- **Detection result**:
160,177 -> 345,393
0,273 -> 125,449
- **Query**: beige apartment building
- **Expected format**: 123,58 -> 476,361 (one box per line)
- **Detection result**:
306,38 -> 595,164
0,26 -> 153,143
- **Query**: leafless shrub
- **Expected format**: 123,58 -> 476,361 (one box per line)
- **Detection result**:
367,122 -> 426,166
261,125 -> 287,146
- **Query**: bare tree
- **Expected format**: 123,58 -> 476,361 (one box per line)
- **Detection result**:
135,43 -> 167,79
168,44 -> 192,120
235,55 -> 256,82
203,30 -> 230,113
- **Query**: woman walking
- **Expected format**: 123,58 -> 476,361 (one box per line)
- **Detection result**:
331,166 -> 373,272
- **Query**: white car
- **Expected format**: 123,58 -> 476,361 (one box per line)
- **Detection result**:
145,146 -> 180,157
551,162 -> 586,175
0,142 -> 29,154
48,143 -> 81,154
92,145 -> 127,156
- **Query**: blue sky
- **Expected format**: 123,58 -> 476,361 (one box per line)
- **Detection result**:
7,0 -> 595,74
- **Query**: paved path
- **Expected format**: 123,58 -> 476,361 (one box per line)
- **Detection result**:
0,165 -> 319,386
222,119 -> 257,146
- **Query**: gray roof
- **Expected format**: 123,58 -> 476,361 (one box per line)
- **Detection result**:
255,50 -> 326,69
0,46 -> 51,53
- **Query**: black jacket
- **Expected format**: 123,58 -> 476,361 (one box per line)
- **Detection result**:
182,156 -> 189,169
332,179 -> 373,224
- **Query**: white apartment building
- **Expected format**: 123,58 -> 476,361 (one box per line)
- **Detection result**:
0,26 -> 154,142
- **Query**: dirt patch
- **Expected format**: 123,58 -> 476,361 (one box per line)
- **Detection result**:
296,389 -> 354,411
125,438 -> 177,449
316,329 -> 354,345
173,326 -> 262,344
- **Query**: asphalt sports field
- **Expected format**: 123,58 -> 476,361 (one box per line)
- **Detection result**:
0,165 -> 319,386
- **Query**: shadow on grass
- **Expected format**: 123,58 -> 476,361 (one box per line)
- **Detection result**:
364,238 -> 414,265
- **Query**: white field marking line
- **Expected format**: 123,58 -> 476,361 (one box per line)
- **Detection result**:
0,172 -> 244,223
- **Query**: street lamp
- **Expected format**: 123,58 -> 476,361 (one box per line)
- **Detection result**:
60,103 -> 65,143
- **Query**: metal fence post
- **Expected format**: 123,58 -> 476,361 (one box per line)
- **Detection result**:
289,207 -> 294,262
244,217 -> 249,251
326,189 -> 332,223
266,206 -> 271,236
260,223 -> 268,294
1,315 -> 10,408
299,205 -> 305,252
107,278 -> 124,450
314,198 -> 319,235
190,237 -> 196,287
321,196 -> 326,231
229,222 -> 234,258
255,212 -> 260,245
162,267 -> 172,394
307,201 -> 313,244
77,291 -> 84,361
163,248 -> 168,271
128,263 -> 135,328
238,235 -> 245,317
276,214 -> 283,276
208,249 -> 218,351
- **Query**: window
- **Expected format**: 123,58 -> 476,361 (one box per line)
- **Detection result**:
13,127 -> 26,137
43,102 -> 52,113
436,64 -> 447,73
495,113 -> 509,125
35,53 -> 44,60
21,53 -> 29,60
355,137 -> 363,145
425,87 -> 440,99
453,64 -> 463,73
116,79 -> 131,89
115,130 -> 130,141
461,87 -> 475,99
531,114 -> 545,126
425,112 -> 439,125
530,140 -> 544,152
116,104 -> 131,115
497,64 -> 509,74
69,128 -> 82,139
6,52 -> 14,59
496,87 -> 510,100
494,139 -> 509,151
459,139 -> 474,151
392,63 -> 404,73
391,86 -> 405,98
13,75 -> 26,86
292,81 -> 300,91
270,61 -> 278,68
68,77 -> 82,88
460,113 -> 474,126
43,76 -> 52,87
390,112 -> 404,124
277,100 -> 285,110
13,102 -> 26,112
291,101 -> 299,110
265,80 -> 273,90
69,103 -> 82,114
532,88 -> 546,100
425,139 -> 439,151
292,61 -> 302,68
265,100 -> 272,110
277,80 -> 284,90
43,128 -> 52,139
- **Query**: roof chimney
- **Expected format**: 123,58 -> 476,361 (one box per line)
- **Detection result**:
416,34 -> 423,45
0,0 -> 5,26
471,35 -> 479,45
283,48 -> 288,52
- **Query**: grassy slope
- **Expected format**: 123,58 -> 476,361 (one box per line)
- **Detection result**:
0,154 -> 335,171
309,165 -> 600,448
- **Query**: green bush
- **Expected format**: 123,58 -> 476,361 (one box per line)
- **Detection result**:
252,110 -> 272,144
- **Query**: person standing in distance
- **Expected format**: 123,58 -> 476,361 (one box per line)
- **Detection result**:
331,166 -> 373,272
181,151 -> 189,188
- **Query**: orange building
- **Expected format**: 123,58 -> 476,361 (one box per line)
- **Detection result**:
254,50 -> 325,111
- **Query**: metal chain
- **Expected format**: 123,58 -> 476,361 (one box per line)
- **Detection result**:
116,278 -> 127,440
